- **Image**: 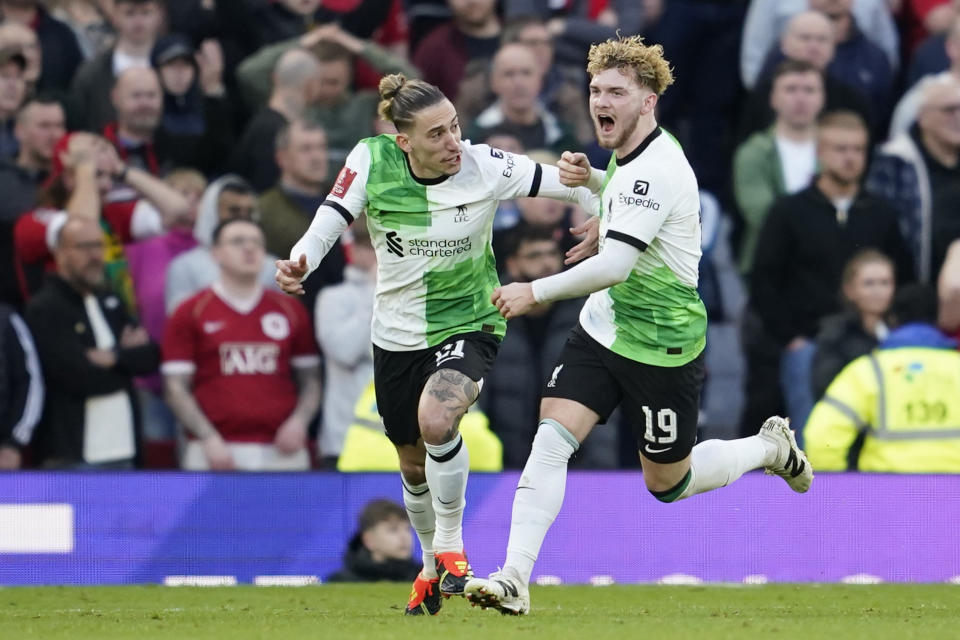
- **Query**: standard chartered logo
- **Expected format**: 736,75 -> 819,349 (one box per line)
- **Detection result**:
410,237 -> 472,257
383,232 -> 473,258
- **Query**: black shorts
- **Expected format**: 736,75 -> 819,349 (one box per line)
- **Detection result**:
543,324 -> 705,463
373,332 -> 500,446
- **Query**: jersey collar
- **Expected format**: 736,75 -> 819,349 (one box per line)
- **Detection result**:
615,126 -> 662,167
404,151 -> 450,185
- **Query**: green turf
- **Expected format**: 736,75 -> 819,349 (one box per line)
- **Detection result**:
0,584 -> 957,640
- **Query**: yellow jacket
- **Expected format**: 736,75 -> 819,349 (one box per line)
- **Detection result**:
804,340 -> 960,472
337,381 -> 503,472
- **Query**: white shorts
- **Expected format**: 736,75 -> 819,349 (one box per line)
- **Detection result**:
181,441 -> 310,471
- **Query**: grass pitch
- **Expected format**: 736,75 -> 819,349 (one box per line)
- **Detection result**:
0,584 -> 956,640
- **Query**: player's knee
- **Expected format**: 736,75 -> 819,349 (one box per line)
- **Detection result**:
418,408 -> 457,445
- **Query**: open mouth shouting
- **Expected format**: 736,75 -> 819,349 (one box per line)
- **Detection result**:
596,113 -> 616,135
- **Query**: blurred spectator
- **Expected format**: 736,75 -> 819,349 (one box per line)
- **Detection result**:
811,249 -> 895,399
0,301 -> 42,469
14,132 -> 191,309
734,60 -> 825,277
805,284 -> 960,472
892,16 -> 960,136
747,110 -> 915,436
0,0 -> 84,93
25,216 -> 160,469
938,237 -> 960,336
327,499 -> 420,583
467,43 -> 578,156
413,0 -> 501,102
900,0 -> 958,55
738,11 -> 873,140
259,120 -> 343,318
165,175 -> 279,314
740,0 -> 899,89
495,17 -> 591,145
49,0 -> 115,60
480,225 -> 582,468
68,0 -> 163,132
230,48 -> 320,192
503,0 -> 650,69
315,215 -> 374,466
866,75 -> 960,283
0,95 -> 64,306
162,218 -> 321,471
0,46 -> 26,159
236,24 -> 418,165
648,0 -> 746,196
126,168 -> 206,440
104,66 -> 164,178
0,22 -> 39,91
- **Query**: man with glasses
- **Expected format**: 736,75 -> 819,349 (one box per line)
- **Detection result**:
162,218 -> 321,471
868,75 -> 960,283
24,216 -> 159,468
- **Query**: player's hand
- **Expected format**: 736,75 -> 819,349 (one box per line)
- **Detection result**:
565,216 -> 600,264
275,254 -> 308,296
274,416 -> 308,454
202,433 -> 235,470
558,151 -> 591,187
491,282 -> 537,319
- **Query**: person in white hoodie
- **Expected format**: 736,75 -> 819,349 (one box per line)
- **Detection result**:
164,174 -> 279,315
315,214 -> 375,466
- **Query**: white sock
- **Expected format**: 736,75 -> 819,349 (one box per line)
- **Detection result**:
424,434 -> 469,554
402,477 -> 437,578
677,436 -> 772,500
503,419 -> 578,586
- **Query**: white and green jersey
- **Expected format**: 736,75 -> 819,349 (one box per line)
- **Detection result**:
320,134 -> 563,351
580,127 -> 707,367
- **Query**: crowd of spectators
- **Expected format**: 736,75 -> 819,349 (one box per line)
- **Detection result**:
2,0 -> 960,473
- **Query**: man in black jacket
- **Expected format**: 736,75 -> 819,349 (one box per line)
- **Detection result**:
745,110 -> 914,438
327,499 -> 420,583
25,216 -> 159,468
0,301 -> 43,469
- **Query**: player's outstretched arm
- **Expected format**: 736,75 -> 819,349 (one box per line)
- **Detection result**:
281,204 -> 352,295
558,151 -> 605,193
492,239 -> 640,319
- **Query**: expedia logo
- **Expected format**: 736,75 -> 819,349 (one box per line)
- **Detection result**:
502,153 -> 516,178
619,193 -> 660,210
490,148 -> 504,159
386,231 -> 403,257
633,180 -> 649,195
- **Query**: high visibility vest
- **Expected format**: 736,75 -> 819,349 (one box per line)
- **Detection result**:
337,381 -> 503,472
804,346 -> 960,472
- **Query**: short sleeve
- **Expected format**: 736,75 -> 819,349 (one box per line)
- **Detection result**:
160,300 -> 197,375
287,300 -> 320,367
14,209 -> 65,263
324,142 -> 371,223
474,143 -> 542,201
604,170 -> 675,251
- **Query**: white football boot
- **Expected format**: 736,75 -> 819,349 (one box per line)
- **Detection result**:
758,415 -> 813,493
464,571 -> 530,615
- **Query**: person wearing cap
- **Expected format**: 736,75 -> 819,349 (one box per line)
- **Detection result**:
0,46 -> 27,159
151,33 -> 232,177
13,131 -> 191,309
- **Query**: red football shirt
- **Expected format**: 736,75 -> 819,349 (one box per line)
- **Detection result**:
162,285 -> 320,443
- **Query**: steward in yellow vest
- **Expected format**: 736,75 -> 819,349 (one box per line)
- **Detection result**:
338,381 -> 503,472
805,286 -> 960,472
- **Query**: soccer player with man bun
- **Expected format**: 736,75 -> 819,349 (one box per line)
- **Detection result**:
276,73 -> 600,615
464,36 -> 815,616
